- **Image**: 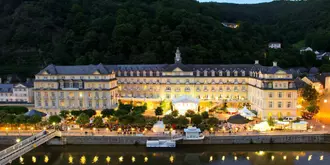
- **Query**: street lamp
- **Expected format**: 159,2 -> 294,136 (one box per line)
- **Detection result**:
52,122 -> 56,130
31,127 -> 34,135
18,127 -> 21,136
5,127 -> 8,136
324,99 -> 328,103
80,127 -> 83,135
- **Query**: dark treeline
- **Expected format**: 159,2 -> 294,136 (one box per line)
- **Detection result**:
1,0 -> 330,77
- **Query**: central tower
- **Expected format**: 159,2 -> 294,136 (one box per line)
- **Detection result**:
175,47 -> 182,63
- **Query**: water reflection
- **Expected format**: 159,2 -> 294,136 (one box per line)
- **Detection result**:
8,145 -> 330,165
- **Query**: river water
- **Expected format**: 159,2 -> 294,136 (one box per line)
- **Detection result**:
5,144 -> 330,165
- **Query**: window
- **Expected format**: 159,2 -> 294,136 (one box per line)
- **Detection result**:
268,101 -> 273,108
79,100 -> 83,107
196,70 -> 200,76
204,70 -> 207,77
211,70 -> 215,77
137,71 -> 140,76
288,92 -> 292,98
242,71 -> 245,76
268,92 -> 273,98
156,71 -> 160,76
226,71 -> 230,76
278,92 -> 282,98
52,100 -> 55,107
287,101 -> 292,108
219,71 -> 223,76
234,71 -> 238,76
278,101 -> 282,108
130,71 -> 133,76
165,87 -> 171,92
185,87 -> 190,92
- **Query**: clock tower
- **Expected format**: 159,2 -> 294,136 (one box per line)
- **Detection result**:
175,47 -> 182,63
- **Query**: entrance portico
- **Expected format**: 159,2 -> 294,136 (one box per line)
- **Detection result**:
172,95 -> 199,115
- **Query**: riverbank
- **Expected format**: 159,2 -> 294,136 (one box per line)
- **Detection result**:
1,133 -> 330,145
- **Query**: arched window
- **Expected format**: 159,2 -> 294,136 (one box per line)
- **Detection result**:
165,87 -> 171,91
241,70 -> 245,76
136,71 -> 140,76
149,71 -> 153,76
211,70 -> 215,77
196,70 -> 200,76
185,87 -> 190,92
234,71 -> 238,76
219,71 -> 223,76
204,70 -> 208,77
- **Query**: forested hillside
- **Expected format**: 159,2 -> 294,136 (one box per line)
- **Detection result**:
1,0 -> 330,77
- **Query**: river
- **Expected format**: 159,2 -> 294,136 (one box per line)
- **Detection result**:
4,144 -> 330,165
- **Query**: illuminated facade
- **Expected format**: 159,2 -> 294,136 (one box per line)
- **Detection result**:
35,48 -> 298,119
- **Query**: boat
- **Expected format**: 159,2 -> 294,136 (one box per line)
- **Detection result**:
183,126 -> 205,140
146,140 -> 176,148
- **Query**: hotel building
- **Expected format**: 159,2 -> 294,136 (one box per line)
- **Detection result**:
34,48 -> 298,119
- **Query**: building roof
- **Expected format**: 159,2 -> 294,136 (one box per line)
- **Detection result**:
317,73 -> 330,86
309,67 -> 319,74
0,84 -> 13,93
294,77 -> 307,88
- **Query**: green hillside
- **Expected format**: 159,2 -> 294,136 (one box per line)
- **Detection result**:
0,0 -> 330,77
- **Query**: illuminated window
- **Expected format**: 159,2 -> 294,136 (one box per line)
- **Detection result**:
287,101 -> 291,108
287,92 -> 292,98
278,92 -> 282,98
278,101 -> 282,108
268,92 -> 273,98
269,101 -> 273,108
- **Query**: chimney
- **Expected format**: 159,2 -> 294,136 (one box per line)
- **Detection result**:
273,61 -> 277,67
255,60 -> 259,64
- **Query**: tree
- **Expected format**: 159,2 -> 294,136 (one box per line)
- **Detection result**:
302,85 -> 318,102
84,109 -> 96,118
207,117 -> 219,126
306,103 -> 320,114
48,115 -> 61,124
14,114 -> 28,125
163,115 -> 176,125
27,115 -> 41,125
71,110 -> 83,118
101,109 -> 115,118
185,110 -> 195,118
160,100 -> 171,111
155,107 -> 163,116
267,117 -> 275,127
171,110 -> 179,117
93,116 -> 104,128
191,114 -> 203,125
3,114 -> 16,126
59,111 -> 69,119
176,115 -> 189,128
76,113 -> 90,126
201,111 -> 209,119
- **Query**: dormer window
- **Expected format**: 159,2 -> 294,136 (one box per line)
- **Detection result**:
196,70 -> 200,76
219,71 -> 223,76
137,71 -> 140,76
149,71 -> 153,76
156,71 -> 160,76
204,70 -> 208,77
124,71 -> 127,76
234,71 -> 238,76
118,71 -> 121,76
226,70 -> 230,76
130,71 -> 133,76
143,71 -> 146,77
242,71 -> 245,76
211,70 -> 215,77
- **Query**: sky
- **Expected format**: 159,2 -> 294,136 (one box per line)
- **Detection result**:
198,0 -> 272,4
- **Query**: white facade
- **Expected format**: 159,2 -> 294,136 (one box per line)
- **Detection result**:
0,83 -> 34,103
268,42 -> 281,49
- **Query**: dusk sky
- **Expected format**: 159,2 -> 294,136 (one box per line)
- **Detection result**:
198,0 -> 272,4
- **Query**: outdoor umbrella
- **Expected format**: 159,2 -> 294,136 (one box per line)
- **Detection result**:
24,109 -> 47,117
227,114 -> 251,124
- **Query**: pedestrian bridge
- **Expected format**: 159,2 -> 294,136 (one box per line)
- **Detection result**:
0,130 -> 60,165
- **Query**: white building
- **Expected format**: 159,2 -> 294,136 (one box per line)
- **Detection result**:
0,83 -> 34,103
300,47 -> 313,54
268,42 -> 282,49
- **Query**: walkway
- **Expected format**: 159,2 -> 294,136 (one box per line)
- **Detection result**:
0,130 -> 58,165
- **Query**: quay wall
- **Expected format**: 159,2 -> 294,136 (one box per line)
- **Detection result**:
1,134 -> 330,145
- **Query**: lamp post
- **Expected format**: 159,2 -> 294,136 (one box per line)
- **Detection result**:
18,127 -> 21,136
31,127 -> 34,135
80,127 -> 83,135
5,127 -> 8,136
52,122 -> 56,130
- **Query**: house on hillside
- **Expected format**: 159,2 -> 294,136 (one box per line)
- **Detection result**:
221,22 -> 239,29
268,42 -> 281,49
300,47 -> 313,54
316,52 -> 330,60
0,82 -> 34,103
